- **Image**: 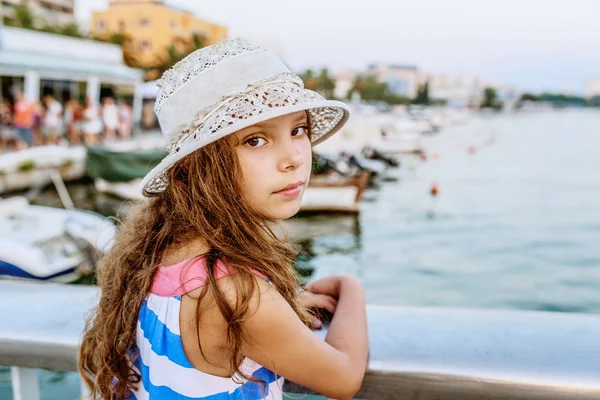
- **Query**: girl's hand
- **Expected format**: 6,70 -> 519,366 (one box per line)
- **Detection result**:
298,290 -> 337,329
305,275 -> 351,299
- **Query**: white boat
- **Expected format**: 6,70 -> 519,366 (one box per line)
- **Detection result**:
303,171 -> 370,214
96,177 -> 367,214
96,178 -> 144,201
300,186 -> 361,213
0,196 -> 116,282
0,145 -> 86,194
375,130 -> 424,155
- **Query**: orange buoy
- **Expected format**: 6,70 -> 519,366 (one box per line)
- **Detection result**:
430,183 -> 439,197
420,151 -> 427,161
432,152 -> 440,160
467,146 -> 477,154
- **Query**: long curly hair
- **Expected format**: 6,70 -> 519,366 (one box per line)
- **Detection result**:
78,136 -> 311,399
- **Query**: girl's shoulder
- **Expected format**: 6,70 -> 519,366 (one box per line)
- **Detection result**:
151,255 -> 267,297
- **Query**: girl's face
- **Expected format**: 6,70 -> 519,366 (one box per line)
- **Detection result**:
230,111 -> 312,220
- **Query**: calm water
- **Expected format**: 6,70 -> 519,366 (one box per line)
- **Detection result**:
2,109 -> 600,399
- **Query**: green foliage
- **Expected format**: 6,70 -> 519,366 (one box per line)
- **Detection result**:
17,160 -> 36,172
349,75 -> 388,101
6,4 -> 36,29
153,34 -> 207,76
299,68 -> 335,98
191,33 -> 205,50
519,93 -> 540,102
481,87 -> 502,109
539,92 -> 586,105
108,32 -> 125,46
3,4 -> 86,38
412,81 -> 430,105
60,22 -> 84,38
346,75 -> 411,105
39,24 -> 58,34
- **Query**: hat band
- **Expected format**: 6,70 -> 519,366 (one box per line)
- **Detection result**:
166,72 -> 303,154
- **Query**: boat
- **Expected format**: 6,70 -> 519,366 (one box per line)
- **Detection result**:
0,145 -> 86,194
376,126 -> 424,155
90,145 -> 372,214
86,136 -> 167,201
0,196 -> 116,282
302,170 -> 370,214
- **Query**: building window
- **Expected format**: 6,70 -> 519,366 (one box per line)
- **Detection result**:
139,40 -> 152,51
139,18 -> 150,27
170,20 -> 178,30
118,20 -> 125,32
96,20 -> 105,30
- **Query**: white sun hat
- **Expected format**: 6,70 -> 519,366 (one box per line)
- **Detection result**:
140,37 -> 351,197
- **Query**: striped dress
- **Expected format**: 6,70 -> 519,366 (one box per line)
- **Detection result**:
130,256 -> 283,399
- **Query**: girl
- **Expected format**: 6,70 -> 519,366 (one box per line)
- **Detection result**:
79,38 -> 368,400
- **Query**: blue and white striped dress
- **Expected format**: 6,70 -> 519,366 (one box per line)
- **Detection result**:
129,256 -> 283,399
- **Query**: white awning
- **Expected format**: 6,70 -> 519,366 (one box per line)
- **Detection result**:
0,50 -> 143,84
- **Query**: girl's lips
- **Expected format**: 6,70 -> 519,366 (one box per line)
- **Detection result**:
274,182 -> 304,198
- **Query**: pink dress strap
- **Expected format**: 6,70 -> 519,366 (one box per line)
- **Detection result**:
151,255 -> 266,297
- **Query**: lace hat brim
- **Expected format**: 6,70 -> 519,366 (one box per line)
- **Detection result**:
140,96 -> 350,196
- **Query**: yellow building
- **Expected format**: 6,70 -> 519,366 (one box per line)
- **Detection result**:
91,0 -> 227,72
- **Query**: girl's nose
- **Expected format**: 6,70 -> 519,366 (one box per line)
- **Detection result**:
278,137 -> 304,171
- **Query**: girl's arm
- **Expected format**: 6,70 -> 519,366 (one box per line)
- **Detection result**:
235,275 -> 368,400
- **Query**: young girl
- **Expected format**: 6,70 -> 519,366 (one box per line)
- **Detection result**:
79,38 -> 368,400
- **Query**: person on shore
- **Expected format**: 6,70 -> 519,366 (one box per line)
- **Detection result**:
32,101 -> 44,146
78,38 -> 368,400
0,98 -> 15,153
13,91 -> 35,149
64,98 -> 82,145
42,94 -> 64,145
81,97 -> 103,146
117,98 -> 133,139
101,96 -> 119,141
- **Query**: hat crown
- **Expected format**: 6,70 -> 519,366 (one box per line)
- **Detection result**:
154,38 -> 263,115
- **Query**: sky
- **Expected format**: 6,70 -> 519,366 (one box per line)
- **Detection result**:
76,0 -> 600,95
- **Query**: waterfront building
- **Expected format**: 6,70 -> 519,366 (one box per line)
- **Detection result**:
366,64 -> 423,98
0,24 -> 144,125
90,0 -> 228,69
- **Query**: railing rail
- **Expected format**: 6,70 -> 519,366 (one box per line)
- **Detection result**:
1,280 -> 600,400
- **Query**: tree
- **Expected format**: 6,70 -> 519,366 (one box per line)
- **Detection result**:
481,87 -> 501,109
5,4 -> 36,29
108,32 -> 125,46
316,68 -> 336,99
519,93 -> 540,102
151,33 -> 207,77
299,68 -> 336,98
299,69 -> 317,91
349,75 -> 388,101
412,81 -> 430,105
345,75 -> 411,105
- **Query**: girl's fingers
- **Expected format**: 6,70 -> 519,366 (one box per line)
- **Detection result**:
298,291 -> 338,316
313,318 -> 323,329
319,295 -> 337,314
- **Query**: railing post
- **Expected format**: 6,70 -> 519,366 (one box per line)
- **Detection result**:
10,367 -> 40,400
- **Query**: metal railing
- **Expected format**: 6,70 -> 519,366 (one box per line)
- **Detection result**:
1,280 -> 600,400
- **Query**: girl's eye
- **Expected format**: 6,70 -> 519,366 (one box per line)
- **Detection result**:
292,125 -> 309,137
245,136 -> 267,148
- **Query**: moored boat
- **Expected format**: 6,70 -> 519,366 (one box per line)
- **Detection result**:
0,196 -> 116,282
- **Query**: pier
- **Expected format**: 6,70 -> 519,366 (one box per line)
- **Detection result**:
1,280 -> 599,399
